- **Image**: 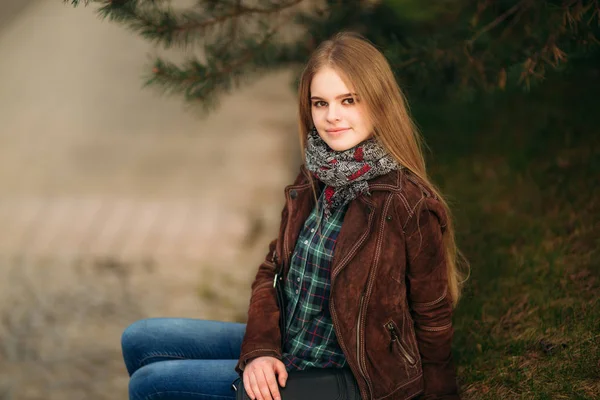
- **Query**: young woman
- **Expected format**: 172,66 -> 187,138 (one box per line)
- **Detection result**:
121,32 -> 467,400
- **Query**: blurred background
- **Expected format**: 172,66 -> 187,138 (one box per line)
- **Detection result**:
0,1 -> 598,399
0,1 -> 300,399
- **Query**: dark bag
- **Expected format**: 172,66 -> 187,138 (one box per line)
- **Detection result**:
232,367 -> 361,400
231,265 -> 362,399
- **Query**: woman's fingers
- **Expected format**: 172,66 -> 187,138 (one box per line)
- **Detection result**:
256,368 -> 274,400
249,371 -> 261,400
243,370 -> 255,399
274,360 -> 288,388
263,367 -> 282,400
243,356 -> 284,400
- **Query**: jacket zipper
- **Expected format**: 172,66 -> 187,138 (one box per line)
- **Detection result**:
330,204 -> 375,400
386,321 -> 416,365
356,293 -> 367,380
356,293 -> 363,373
354,198 -> 394,399
355,290 -> 376,399
331,290 -> 370,400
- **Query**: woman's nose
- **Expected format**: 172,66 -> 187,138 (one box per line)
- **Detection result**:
326,105 -> 340,122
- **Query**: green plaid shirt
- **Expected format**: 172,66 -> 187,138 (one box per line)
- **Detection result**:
281,189 -> 349,371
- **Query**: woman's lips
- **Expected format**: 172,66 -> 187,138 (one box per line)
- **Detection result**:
326,128 -> 350,135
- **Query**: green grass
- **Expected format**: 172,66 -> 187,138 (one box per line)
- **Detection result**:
414,61 -> 600,399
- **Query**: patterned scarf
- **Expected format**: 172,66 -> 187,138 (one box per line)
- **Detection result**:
305,127 -> 401,218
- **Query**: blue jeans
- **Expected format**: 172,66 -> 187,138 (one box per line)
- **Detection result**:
121,318 -> 246,400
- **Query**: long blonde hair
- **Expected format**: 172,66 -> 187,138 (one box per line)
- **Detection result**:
297,32 -> 469,306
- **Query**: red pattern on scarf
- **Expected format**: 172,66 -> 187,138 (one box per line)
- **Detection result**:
324,186 -> 335,204
353,147 -> 364,161
348,164 -> 371,180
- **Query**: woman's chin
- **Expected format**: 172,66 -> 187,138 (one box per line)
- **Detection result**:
326,139 -> 360,152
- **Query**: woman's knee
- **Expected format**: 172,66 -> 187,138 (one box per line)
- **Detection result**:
128,360 -> 238,400
121,318 -> 165,376
121,318 -> 174,350
121,318 -> 246,378
122,319 -> 151,347
128,362 -> 161,400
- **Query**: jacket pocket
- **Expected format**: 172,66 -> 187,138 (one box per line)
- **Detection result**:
384,319 -> 417,367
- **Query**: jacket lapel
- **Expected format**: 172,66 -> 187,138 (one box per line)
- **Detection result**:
280,181 -> 317,279
282,164 -> 401,282
330,195 -> 376,284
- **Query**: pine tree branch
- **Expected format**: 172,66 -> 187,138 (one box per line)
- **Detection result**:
67,0 -> 305,47
157,0 -> 303,36
146,17 -> 295,110
65,0 -> 600,106
66,0 -> 167,6
396,57 -> 419,68
467,0 -> 531,47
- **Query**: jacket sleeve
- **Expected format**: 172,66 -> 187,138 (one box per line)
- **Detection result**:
234,166 -> 307,376
234,236 -> 283,376
404,197 -> 460,399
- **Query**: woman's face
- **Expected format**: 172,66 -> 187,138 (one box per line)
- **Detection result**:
310,67 -> 374,151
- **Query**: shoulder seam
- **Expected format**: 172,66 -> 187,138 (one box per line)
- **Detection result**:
405,172 -> 437,200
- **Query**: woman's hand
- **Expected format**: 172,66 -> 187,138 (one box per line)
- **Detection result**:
243,356 -> 288,400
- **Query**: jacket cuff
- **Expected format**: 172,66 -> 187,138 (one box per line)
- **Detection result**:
235,348 -> 282,376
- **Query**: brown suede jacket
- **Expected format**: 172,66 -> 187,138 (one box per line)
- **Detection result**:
235,164 -> 460,400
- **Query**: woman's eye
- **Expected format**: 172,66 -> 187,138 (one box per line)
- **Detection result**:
342,97 -> 355,105
313,101 -> 326,107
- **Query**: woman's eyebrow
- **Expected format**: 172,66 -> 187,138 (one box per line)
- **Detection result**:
310,92 -> 357,101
